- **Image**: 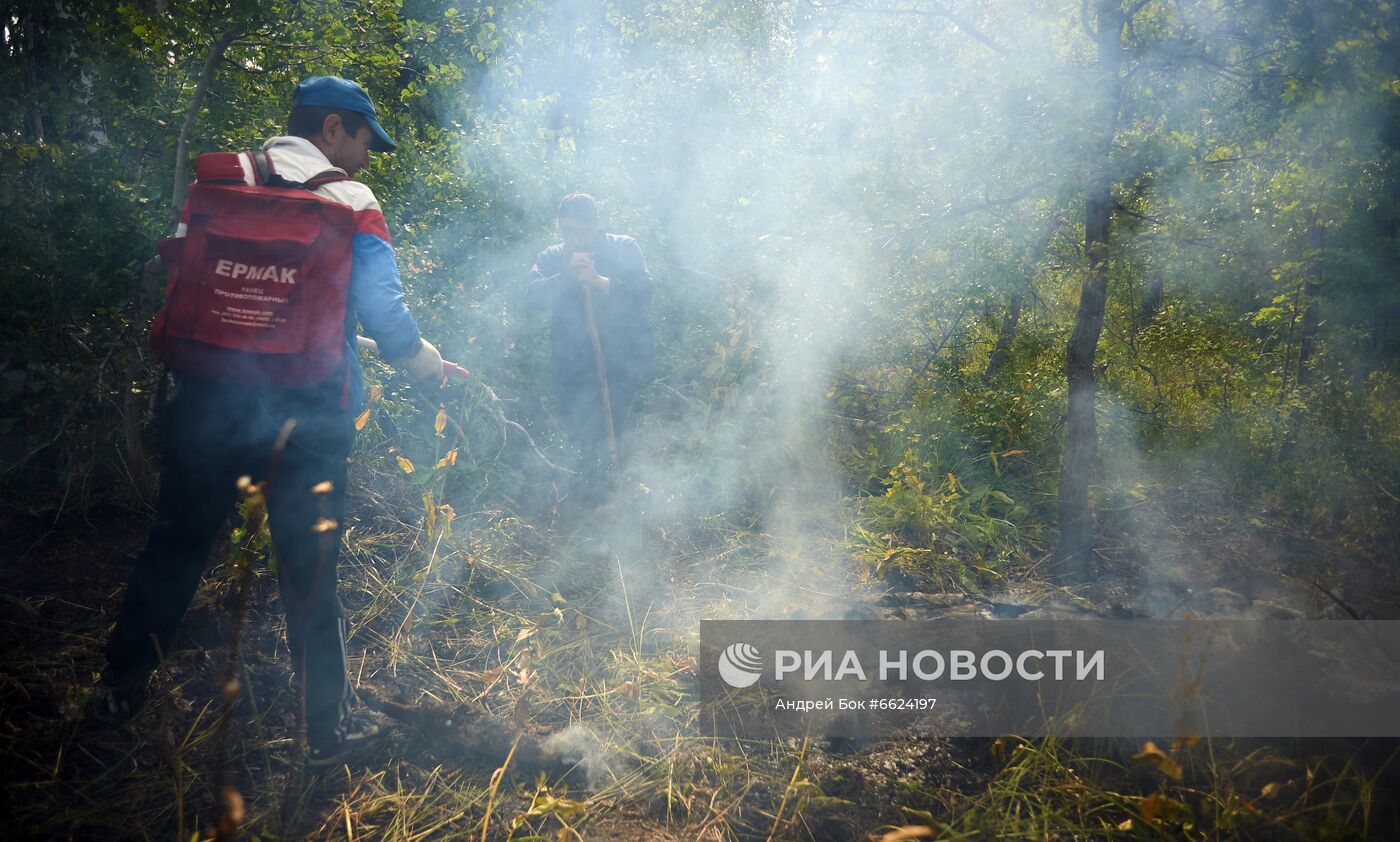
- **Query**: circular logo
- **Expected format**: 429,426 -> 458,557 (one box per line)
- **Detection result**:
717,642 -> 763,688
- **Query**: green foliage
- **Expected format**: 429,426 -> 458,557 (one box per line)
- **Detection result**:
2,0 -> 1398,579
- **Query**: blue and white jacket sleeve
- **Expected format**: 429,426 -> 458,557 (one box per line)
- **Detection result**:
348,232 -> 423,361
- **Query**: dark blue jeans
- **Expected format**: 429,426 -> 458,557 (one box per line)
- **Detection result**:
105,377 -> 355,749
557,377 -> 638,500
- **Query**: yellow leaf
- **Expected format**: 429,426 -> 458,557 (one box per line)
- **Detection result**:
1133,740 -> 1183,780
878,827 -> 934,842
1117,819 -> 1133,830
354,407 -> 371,431
434,448 -> 458,469
515,626 -> 536,643
1171,733 -> 1201,750
1260,782 -> 1283,799
396,454 -> 415,474
435,504 -> 455,539
311,481 -> 333,494
434,404 -> 447,437
220,787 -> 245,824
1141,793 -> 1183,823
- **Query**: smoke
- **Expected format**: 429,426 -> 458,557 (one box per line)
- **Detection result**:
541,724 -> 615,789
387,0 -> 1400,635
435,3 -> 1069,611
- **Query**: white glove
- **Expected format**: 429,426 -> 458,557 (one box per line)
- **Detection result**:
404,338 -> 444,383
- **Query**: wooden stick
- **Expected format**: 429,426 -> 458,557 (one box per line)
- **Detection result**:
581,286 -> 620,472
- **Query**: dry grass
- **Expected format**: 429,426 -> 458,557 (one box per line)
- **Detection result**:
1,400 -> 1396,841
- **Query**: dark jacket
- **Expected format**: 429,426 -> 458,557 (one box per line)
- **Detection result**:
527,233 -> 655,398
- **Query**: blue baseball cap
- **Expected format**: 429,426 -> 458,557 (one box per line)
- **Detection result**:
292,76 -> 397,152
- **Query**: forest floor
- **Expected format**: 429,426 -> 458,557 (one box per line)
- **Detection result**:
2,458 -> 1398,840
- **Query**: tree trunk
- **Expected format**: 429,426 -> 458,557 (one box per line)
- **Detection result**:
983,291 -> 1023,384
1136,276 -> 1164,328
1280,219 -> 1326,462
1375,0 -> 1400,364
1295,220 -> 1325,387
169,28 -> 239,229
1053,0 -> 1124,580
120,27 -> 238,486
984,214 -> 1062,383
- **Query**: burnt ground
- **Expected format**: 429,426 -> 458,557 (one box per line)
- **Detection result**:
2,468 -> 1399,840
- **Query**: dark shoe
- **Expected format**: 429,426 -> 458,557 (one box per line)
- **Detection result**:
84,671 -> 147,724
306,712 -> 385,769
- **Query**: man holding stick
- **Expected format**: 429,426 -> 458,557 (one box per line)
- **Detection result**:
527,194 -> 655,505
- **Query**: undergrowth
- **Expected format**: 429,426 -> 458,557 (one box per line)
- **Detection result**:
1,372 -> 1395,841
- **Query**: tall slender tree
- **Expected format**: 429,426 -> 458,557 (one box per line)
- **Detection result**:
1053,0 -> 1125,579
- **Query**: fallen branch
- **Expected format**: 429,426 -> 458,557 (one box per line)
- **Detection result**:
356,335 -> 573,475
358,685 -> 559,771
464,380 -> 574,475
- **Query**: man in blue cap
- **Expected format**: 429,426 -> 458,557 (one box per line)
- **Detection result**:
91,76 -> 445,769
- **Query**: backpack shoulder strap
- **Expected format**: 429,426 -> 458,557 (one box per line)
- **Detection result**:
305,171 -> 352,189
250,149 -> 350,191
250,149 -> 273,185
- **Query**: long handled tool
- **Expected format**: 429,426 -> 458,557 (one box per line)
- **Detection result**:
580,286 -> 621,473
